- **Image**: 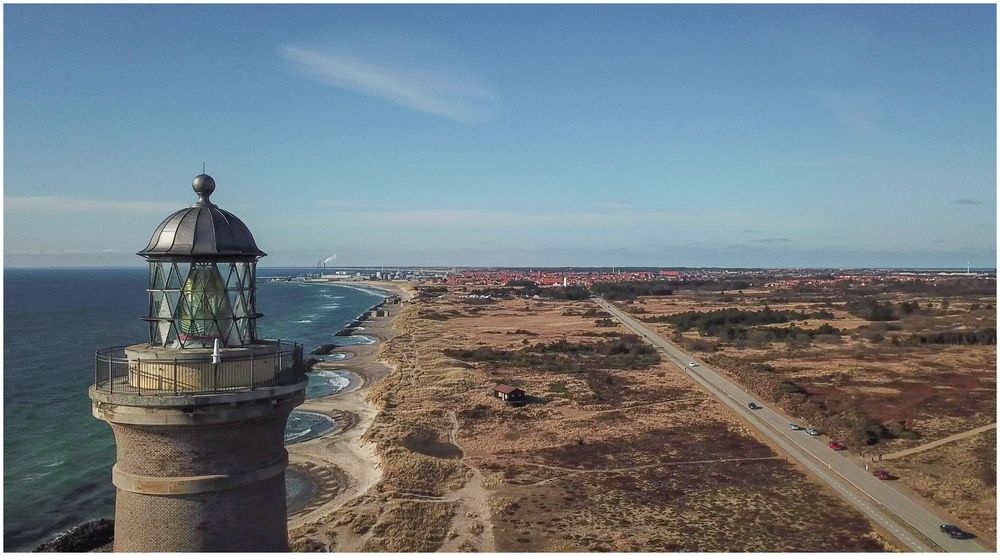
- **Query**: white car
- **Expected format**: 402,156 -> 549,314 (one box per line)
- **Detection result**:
688,362 -> 699,367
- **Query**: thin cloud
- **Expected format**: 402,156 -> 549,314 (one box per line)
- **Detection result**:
278,45 -> 498,124
748,238 -> 792,244
953,198 -> 981,205
5,196 -> 178,214
318,200 -> 357,208
594,202 -> 632,210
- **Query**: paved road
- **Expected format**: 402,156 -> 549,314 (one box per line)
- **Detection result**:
595,297 -> 990,553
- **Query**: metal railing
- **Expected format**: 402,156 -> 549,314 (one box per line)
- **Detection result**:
94,340 -> 304,396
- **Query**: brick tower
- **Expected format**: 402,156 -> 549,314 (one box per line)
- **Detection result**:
90,174 -> 306,551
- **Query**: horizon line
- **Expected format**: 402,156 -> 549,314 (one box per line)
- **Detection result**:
4,265 -> 996,272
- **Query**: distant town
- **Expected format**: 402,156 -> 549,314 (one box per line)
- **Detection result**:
274,266 -> 996,291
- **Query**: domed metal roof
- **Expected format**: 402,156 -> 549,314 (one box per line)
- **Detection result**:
138,174 -> 266,259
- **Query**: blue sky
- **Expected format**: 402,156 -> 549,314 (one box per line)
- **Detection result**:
4,4 -> 996,268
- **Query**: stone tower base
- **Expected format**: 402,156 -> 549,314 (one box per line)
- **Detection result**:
91,381 -> 305,552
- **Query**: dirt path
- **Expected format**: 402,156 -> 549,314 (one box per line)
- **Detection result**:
434,411 -> 497,551
881,422 -> 997,461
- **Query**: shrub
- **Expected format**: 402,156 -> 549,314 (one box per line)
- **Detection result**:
682,338 -> 714,352
845,298 -> 898,321
591,281 -> 674,301
444,338 -> 659,371
785,333 -> 811,349
649,307 -> 810,336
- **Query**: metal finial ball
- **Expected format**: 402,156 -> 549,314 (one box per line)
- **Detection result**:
192,174 -> 216,201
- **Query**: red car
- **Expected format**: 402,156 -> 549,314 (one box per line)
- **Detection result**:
827,441 -> 847,451
873,469 -> 893,480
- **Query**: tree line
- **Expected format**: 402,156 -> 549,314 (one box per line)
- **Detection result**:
589,281 -> 674,300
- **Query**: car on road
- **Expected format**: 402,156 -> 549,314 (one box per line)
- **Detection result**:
872,469 -> 894,480
806,428 -> 821,436
788,423 -> 802,430
688,361 -> 699,367
747,402 -> 760,410
940,524 -> 973,539
827,441 -> 847,451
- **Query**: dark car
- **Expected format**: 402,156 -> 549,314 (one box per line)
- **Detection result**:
827,441 -> 847,451
940,524 -> 972,539
747,402 -> 760,410
872,469 -> 894,480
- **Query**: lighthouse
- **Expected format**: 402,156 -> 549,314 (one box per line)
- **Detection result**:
90,174 -> 306,551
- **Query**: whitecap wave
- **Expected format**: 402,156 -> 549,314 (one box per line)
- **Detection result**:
330,284 -> 392,298
285,411 -> 338,444
315,370 -> 352,392
340,335 -> 376,345
284,428 -> 313,442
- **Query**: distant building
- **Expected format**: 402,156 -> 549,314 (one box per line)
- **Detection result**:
493,384 -> 526,402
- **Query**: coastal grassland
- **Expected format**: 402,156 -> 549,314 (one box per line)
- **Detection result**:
882,429 -> 997,547
487,459 -> 896,552
339,289 -> 900,551
630,288 -> 996,541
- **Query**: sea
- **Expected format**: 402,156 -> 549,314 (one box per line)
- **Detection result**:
2,267 -> 387,551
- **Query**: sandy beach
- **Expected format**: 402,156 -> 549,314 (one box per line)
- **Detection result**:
286,281 -> 414,550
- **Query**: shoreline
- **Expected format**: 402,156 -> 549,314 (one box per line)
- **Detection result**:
286,281 -> 414,549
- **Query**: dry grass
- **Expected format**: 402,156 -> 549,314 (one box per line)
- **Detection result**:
328,290 -> 903,551
883,429 -> 996,549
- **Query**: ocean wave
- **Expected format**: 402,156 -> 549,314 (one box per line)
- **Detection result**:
339,335 -> 376,345
284,411 -> 337,444
330,284 -> 392,298
284,427 -> 313,442
296,320 -> 313,323
44,460 -> 65,468
315,370 -> 352,392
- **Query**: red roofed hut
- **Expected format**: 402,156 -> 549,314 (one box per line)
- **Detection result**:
493,384 -> 525,403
